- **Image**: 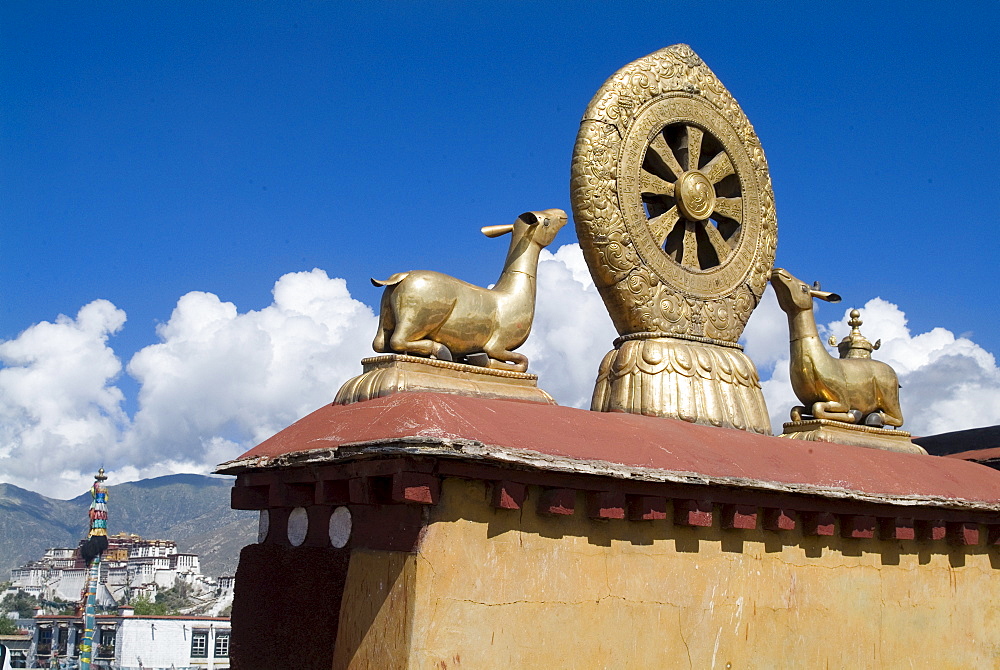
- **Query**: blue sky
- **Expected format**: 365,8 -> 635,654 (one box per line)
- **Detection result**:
3,3 -> 1000,496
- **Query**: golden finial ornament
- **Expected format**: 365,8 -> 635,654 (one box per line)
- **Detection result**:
828,309 -> 881,359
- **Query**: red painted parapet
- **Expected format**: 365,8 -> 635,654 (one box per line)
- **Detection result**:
229,456 -> 1000,552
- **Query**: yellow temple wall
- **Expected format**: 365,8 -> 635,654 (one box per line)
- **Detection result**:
334,477 -> 1000,670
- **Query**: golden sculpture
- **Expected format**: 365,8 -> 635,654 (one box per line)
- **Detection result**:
335,209 -> 565,406
829,309 -> 881,359
770,268 -> 902,427
571,44 -> 775,434
371,209 -> 567,372
770,268 -> 924,454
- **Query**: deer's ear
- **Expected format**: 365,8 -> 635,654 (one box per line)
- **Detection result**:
481,224 -> 514,238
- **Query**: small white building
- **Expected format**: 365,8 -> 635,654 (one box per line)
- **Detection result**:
172,553 -> 200,574
32,611 -> 230,670
216,576 -> 234,595
129,540 -> 177,559
42,549 -> 77,569
9,563 -> 48,588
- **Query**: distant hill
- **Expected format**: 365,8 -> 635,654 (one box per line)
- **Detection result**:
0,474 -> 255,580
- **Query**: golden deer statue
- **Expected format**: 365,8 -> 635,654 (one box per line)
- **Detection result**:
770,268 -> 904,428
371,209 -> 567,372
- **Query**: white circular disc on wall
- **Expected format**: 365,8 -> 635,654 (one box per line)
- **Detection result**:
328,506 -> 352,548
257,510 -> 269,544
287,507 -> 308,547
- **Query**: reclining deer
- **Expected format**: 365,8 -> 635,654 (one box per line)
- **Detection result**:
371,209 -> 567,372
770,268 -> 903,428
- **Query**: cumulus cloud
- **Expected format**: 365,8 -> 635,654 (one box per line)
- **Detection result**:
0,300 -> 128,494
4,251 -> 1000,497
0,252 -> 613,498
520,244 -> 618,409
0,270 -> 377,497
126,269 -> 376,466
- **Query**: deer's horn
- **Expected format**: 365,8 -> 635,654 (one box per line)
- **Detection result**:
809,288 -> 841,303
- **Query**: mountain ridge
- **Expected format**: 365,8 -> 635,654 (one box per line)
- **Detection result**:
0,474 -> 254,580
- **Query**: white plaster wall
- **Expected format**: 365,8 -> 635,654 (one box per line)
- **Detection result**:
53,569 -> 86,600
115,618 -> 201,669
153,569 -> 177,589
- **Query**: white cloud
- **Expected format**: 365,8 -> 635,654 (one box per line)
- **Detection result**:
823,299 -> 1000,436
0,270 -> 376,497
521,244 -> 618,409
0,249 -> 615,497
125,269 -> 377,467
0,301 -> 128,495
739,286 -> 788,378
4,255 -> 1000,497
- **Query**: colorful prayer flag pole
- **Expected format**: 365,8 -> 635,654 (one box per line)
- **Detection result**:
79,469 -> 109,670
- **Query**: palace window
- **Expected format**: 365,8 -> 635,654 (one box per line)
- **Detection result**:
214,632 -> 231,658
97,626 -> 117,658
191,630 -> 209,658
36,627 -> 52,656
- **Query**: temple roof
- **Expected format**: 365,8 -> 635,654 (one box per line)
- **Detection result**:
218,392 -> 1000,511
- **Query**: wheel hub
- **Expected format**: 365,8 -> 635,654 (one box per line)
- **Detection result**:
675,170 -> 715,221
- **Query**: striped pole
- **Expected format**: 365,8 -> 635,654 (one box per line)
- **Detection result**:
79,469 -> 109,670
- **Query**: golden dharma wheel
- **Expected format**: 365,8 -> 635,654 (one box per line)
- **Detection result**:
571,44 -> 777,343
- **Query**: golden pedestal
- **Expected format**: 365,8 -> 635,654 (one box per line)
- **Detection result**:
591,336 -> 772,435
780,419 -> 926,454
335,354 -> 555,405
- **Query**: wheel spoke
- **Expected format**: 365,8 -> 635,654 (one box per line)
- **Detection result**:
701,151 -> 734,184
713,196 -> 743,223
702,221 -> 732,262
639,170 -> 675,197
647,134 -> 685,179
648,205 -> 680,246
681,221 -> 699,267
684,125 -> 704,171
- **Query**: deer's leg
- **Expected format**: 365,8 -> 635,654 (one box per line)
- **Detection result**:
872,410 -> 903,428
373,329 -> 388,353
384,293 -> 457,361
790,406 -> 807,421
878,383 -> 905,427
388,316 -> 453,361
388,331 -> 453,361
484,348 -> 528,373
372,299 -> 394,354
811,401 -> 861,423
